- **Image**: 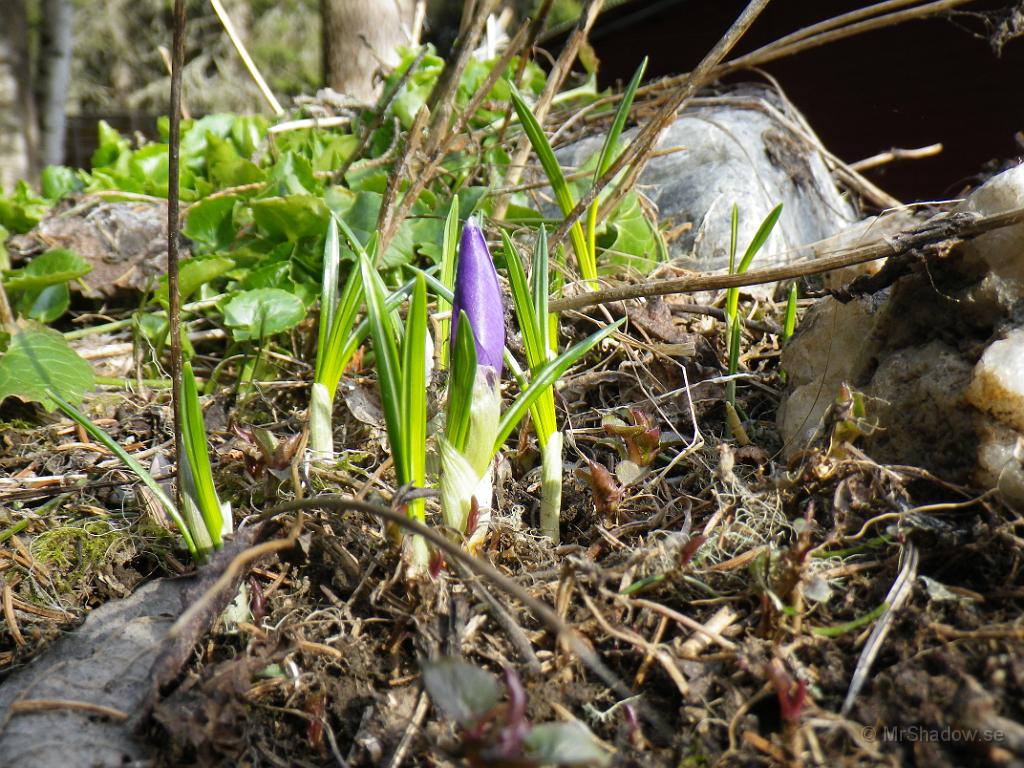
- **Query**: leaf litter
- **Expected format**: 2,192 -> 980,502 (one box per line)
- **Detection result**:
0,8 -> 1022,768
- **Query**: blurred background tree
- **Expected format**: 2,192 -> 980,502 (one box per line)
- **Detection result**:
0,0 -> 582,187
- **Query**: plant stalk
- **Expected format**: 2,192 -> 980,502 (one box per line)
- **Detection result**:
167,0 -> 187,514
308,381 -> 334,462
539,431 -> 563,544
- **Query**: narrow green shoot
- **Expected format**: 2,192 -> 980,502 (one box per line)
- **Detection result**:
503,229 -> 561,539
495,318 -> 625,451
180,361 -> 229,554
50,391 -> 198,560
358,251 -> 430,569
783,282 -> 798,343
437,195 -> 460,370
52,375 -> 230,563
311,217 -> 365,461
507,84 -> 594,285
400,272 -> 429,562
586,58 -> 647,272
725,203 -> 783,410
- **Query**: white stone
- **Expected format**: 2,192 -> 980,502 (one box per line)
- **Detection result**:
960,163 -> 1024,283
966,328 -> 1024,433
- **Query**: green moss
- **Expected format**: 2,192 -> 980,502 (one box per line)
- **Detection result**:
31,518 -> 126,589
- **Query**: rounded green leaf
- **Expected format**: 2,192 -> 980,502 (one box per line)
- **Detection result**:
223,288 -> 306,341
0,322 -> 95,411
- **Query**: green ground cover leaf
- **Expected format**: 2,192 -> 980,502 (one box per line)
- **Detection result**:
183,196 -> 240,248
3,248 -> 91,293
250,195 -> 330,241
223,288 -> 306,341
0,322 -> 95,410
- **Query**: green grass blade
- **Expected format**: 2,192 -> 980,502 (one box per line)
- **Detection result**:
317,262 -> 364,396
587,59 -> 647,276
502,230 -> 555,439
737,203 -> 783,274
495,318 -> 624,451
531,226 -> 551,358
358,252 -> 407,482
502,230 -> 545,372
182,362 -> 223,548
401,273 -> 428,513
50,391 -> 197,558
446,311 -> 477,454
727,203 -> 740,322
437,195 -> 460,370
316,217 -> 341,376
594,58 -> 647,182
508,83 -> 594,282
783,282 -> 798,342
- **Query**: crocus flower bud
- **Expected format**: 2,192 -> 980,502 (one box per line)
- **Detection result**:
450,218 -> 504,375
441,218 -> 505,552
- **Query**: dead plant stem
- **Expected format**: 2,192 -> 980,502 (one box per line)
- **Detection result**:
548,0 -> 772,255
167,0 -> 186,513
548,206 -> 1024,314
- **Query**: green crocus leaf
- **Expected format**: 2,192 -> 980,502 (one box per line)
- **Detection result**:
0,322 -> 95,410
4,248 -> 91,293
223,288 -> 306,341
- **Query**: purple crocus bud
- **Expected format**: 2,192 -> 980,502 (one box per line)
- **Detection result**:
450,218 -> 504,375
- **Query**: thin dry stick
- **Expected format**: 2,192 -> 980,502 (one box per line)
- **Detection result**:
548,206 -> 1024,314
157,45 -> 191,119
548,0 -> 772,254
376,104 -> 430,255
2,582 -> 25,646
841,542 -> 919,715
716,0 -> 976,79
377,21 -> 532,256
491,0 -> 605,221
165,516 -> 302,642
9,699 -> 129,721
850,142 -> 944,172
636,0 -> 976,101
494,0 -> 555,149
335,46 -> 429,182
621,595 -> 738,651
209,0 -> 283,115
167,0 -> 187,513
422,0 -> 499,157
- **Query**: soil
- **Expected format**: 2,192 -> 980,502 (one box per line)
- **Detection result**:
0,284 -> 1021,768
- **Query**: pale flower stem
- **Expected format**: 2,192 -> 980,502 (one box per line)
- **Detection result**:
309,382 -> 335,463
539,431 -> 564,544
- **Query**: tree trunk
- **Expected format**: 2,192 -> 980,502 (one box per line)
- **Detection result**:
321,0 -> 416,103
37,0 -> 74,167
0,0 -> 38,190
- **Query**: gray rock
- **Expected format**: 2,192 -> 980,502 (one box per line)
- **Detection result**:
556,84 -> 858,274
778,162 -> 1024,505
